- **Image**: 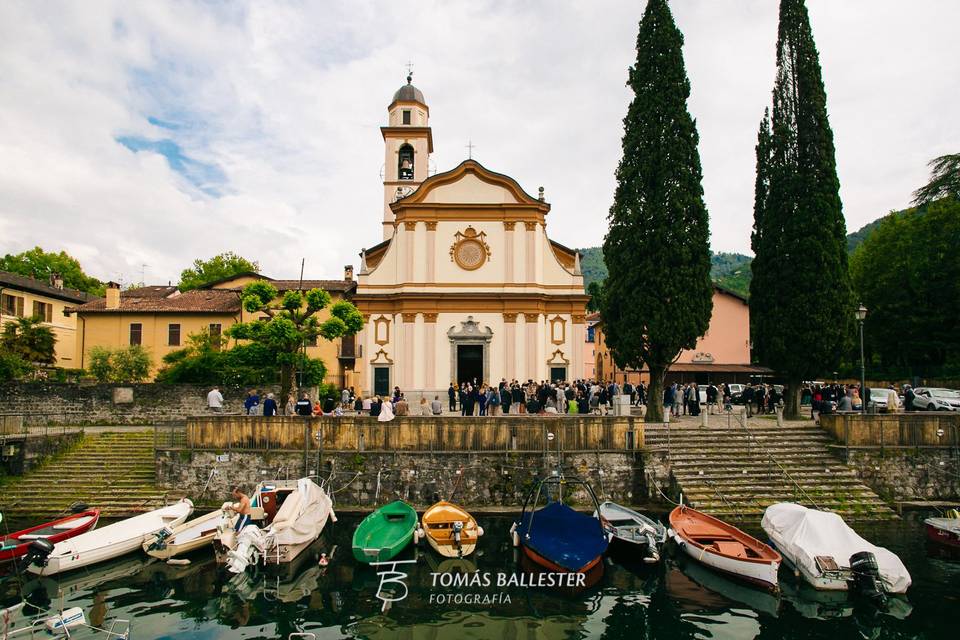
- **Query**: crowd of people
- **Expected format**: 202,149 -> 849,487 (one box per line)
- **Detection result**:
206,379 -> 909,422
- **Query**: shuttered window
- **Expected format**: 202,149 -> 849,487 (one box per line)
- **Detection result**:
168,323 -> 181,346
32,301 -> 53,323
129,323 -> 142,346
2,294 -> 24,317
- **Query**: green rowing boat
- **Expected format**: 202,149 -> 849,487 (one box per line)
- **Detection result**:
352,500 -> 418,563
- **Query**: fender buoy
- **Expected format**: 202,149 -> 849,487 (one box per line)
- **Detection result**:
477,526 -> 485,538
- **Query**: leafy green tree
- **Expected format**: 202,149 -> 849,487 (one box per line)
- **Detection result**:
750,0 -> 853,418
178,252 -> 260,291
585,281 -> 606,313
0,247 -> 104,296
86,345 -> 151,382
601,0 -> 713,422
0,349 -> 32,382
850,198 -> 960,377
156,329 -> 328,387
227,281 -> 362,407
913,153 -> 960,206
1,316 -> 57,364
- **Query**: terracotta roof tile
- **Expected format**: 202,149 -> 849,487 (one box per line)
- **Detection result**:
69,289 -> 240,314
0,270 -> 95,304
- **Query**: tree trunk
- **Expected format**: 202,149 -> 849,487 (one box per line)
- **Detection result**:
784,378 -> 802,420
280,362 -> 294,413
645,364 -> 666,423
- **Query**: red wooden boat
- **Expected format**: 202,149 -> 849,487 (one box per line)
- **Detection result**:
670,505 -> 781,590
925,509 -> 960,550
0,510 -> 100,562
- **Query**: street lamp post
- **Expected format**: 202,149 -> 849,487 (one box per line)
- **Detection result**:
855,304 -> 868,414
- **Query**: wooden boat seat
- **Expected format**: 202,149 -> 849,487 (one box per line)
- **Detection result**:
681,522 -> 724,538
53,516 -> 94,530
815,555 -> 840,572
713,540 -> 749,558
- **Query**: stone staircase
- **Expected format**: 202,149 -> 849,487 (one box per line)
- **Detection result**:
646,421 -> 896,520
1,430 -> 174,519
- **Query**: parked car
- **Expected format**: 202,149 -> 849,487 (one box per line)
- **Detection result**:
910,387 -> 960,412
869,388 -> 892,412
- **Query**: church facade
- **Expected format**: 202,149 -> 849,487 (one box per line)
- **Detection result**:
353,77 -> 589,399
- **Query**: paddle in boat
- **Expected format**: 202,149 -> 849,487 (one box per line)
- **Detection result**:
420,501 -> 483,558
221,478 -> 336,573
595,501 -> 666,564
142,508 -> 228,560
511,474 -> 608,575
762,502 -> 911,602
0,507 -> 100,563
352,500 -> 418,563
25,499 -> 193,576
924,507 -> 960,552
669,504 -> 781,590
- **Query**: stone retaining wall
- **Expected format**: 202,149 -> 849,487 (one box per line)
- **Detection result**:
155,448 -> 646,510
0,383 -> 284,425
840,448 -> 960,502
1,431 -> 84,476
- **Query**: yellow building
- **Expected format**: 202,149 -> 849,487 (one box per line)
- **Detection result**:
0,270 -> 94,367
67,270 -> 359,388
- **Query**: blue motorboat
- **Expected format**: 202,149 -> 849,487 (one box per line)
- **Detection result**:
511,475 -> 608,574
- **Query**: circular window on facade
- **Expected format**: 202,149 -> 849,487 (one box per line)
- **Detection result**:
450,227 -> 491,271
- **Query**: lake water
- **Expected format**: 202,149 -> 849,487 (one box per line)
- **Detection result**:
1,511 -> 958,639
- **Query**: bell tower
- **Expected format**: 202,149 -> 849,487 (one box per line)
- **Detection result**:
381,73 -> 433,239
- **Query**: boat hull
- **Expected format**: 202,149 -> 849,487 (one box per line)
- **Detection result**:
352,501 -> 417,564
0,510 -> 100,562
421,501 -> 480,558
28,500 -> 193,576
143,509 -> 226,560
674,533 -> 780,589
670,506 -> 780,591
925,518 -> 960,550
515,502 -> 608,574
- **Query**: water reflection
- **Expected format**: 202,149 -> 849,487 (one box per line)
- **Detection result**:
0,513 -> 949,640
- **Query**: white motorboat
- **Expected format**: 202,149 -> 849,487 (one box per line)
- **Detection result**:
595,501 -> 667,563
142,509 -> 229,560
761,503 -> 911,596
220,478 -> 336,573
26,499 -> 193,576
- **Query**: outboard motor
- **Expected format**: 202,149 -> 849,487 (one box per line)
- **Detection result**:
226,525 -> 265,574
146,526 -> 173,552
643,532 -> 660,564
19,538 -> 55,573
849,551 -> 887,607
452,521 -> 464,557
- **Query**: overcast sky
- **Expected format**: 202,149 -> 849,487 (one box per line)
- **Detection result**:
1,1 -> 957,285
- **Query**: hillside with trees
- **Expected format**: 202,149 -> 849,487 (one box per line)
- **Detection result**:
578,215 -> 897,298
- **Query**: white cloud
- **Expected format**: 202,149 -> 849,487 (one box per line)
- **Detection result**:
1,0 -> 957,284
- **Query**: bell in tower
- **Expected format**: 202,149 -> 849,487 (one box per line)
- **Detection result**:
381,71 -> 434,239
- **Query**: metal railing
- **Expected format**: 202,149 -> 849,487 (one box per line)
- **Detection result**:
730,409 -> 822,510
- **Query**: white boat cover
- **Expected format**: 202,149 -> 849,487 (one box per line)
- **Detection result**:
267,478 -> 335,548
762,503 -> 911,593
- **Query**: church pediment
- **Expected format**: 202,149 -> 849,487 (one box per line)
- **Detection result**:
391,159 -> 548,210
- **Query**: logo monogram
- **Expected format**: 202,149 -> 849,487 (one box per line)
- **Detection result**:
370,560 -> 416,612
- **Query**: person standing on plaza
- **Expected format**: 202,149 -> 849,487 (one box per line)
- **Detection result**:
295,393 -> 313,417
207,386 -> 224,413
262,393 -> 277,417
448,383 -> 457,412
743,384 -> 755,417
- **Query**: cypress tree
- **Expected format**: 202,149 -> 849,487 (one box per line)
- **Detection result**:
751,0 -> 853,417
602,0 -> 713,422
750,111 -> 773,361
